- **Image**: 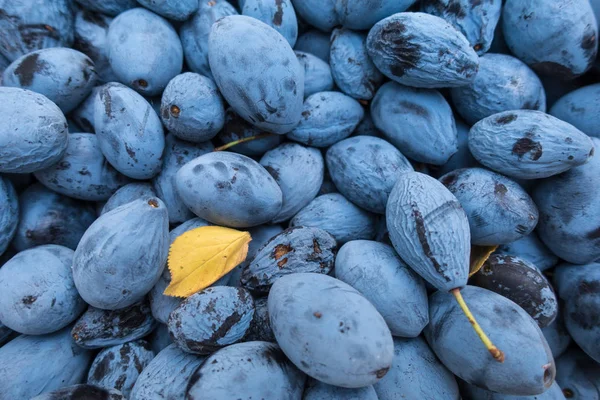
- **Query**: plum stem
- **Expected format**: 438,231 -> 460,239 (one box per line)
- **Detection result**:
214,134 -> 275,152
451,288 -> 505,363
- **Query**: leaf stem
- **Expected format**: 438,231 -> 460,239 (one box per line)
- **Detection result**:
214,134 -> 275,152
451,288 -> 505,363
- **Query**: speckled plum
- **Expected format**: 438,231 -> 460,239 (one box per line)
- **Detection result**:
73,10 -> 117,84
367,12 -> 479,88
180,0 -> 238,79
374,336 -> 460,400
425,286 -> 555,396
260,142 -> 324,223
497,233 -> 558,272
550,83 -> 600,138
386,171 -> 470,292
0,87 -> 69,174
0,0 -> 74,62
185,341 -> 306,399
100,182 -> 156,215
503,0 -> 598,79
451,54 -> 546,125
107,8 -> 183,96
468,110 -> 594,179
243,0 -> 298,47
290,193 -> 377,244
87,341 -> 155,398
94,83 -> 165,180
295,51 -> 334,98
0,176 -> 18,255
152,134 -> 214,224
287,91 -> 364,147
3,47 -> 97,113
326,135 -> 413,214
160,73 -> 224,143
329,28 -> 383,100
0,245 -> 85,335
241,226 -> 336,293
72,301 -> 157,349
335,240 -> 429,337
175,151 -> 283,228
73,198 -> 169,310
34,133 -> 130,201
208,15 -> 304,134
532,138 -> 600,264
371,82 -> 458,165
268,273 -> 394,388
130,343 -> 204,400
0,327 -> 93,399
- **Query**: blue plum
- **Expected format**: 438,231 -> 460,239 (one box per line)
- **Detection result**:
335,240 -> 428,337
160,73 -> 224,143
100,182 -> 156,215
0,176 -> 18,255
290,193 -> 377,244
241,226 -> 337,293
31,385 -> 126,400
371,82 -> 458,165
532,138 -> 600,264
503,0 -> 598,79
440,168 -> 538,245
107,8 -> 183,96
71,301 -> 157,349
329,28 -> 383,100
386,171 -> 470,291
208,15 -> 304,134
152,134 -> 214,224
147,323 -> 173,354
130,343 -> 205,400
367,12 -> 479,88
216,107 -> 283,156
168,286 -> 255,354
541,310 -> 572,360
497,233 -> 558,272
3,47 -> 97,112
437,119 -> 478,176
352,110 -> 383,138
287,91 -> 364,148
245,297 -> 275,342
34,133 -> 130,201
180,0 -> 238,79
304,380 -> 378,400
0,0 -> 74,62
186,341 -> 306,399
73,10 -> 117,84
73,198 -> 169,310
0,87 -> 68,174
13,183 -> 95,251
374,336 -> 460,400
555,348 -> 600,400
468,110 -> 594,179
242,0 -> 298,47
0,327 -> 93,399
94,83 -> 165,180
268,273 -> 394,388
451,54 -> 546,126
75,0 -> 136,17
291,0 -> 415,31
0,245 -> 86,335
295,51 -> 334,98
550,83 -> 600,138
260,142 -> 324,223
326,135 -> 413,214
87,341 -> 155,398
175,151 -> 283,228
71,86 -> 99,133
137,0 -> 198,20
425,286 -> 555,396
421,0 -> 502,55
294,29 -> 330,61
460,381 -> 566,400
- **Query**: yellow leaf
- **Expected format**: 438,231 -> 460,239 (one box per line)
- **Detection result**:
164,226 -> 252,298
469,245 -> 498,277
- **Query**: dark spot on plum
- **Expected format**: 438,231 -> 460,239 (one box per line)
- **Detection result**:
56,161 -> 71,170
312,239 -> 321,254
590,147 -> 595,157
263,345 -> 287,367
125,144 -> 138,162
78,168 -> 91,176
446,1 -> 466,18
134,79 -> 148,88
273,0 -> 284,26
397,100 -> 428,117
515,224 -> 529,235
440,172 -> 458,187
170,105 -> 180,118
563,388 -> 574,398
581,26 -> 597,62
273,244 -> 292,260
13,51 -> 48,86
565,137 -> 574,144
375,367 -> 390,378
22,295 -> 37,306
102,89 -> 112,118
512,138 -> 543,160
300,360 -> 309,368
523,100 -> 540,110
375,21 -> 421,77
495,113 -> 517,125
586,227 -> 600,239
313,311 -> 322,318
531,62 -> 575,80
301,110 -> 311,118
193,164 -> 204,174
473,43 -> 482,52
82,10 -> 108,28
51,298 -> 56,307
412,204 -> 451,282
494,182 -> 507,196
277,258 -> 288,268
264,165 -> 280,180
92,354 -> 111,381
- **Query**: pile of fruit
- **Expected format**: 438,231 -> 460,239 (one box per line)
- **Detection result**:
0,0 -> 599,399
